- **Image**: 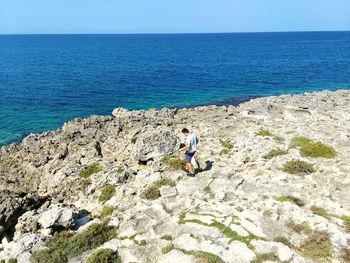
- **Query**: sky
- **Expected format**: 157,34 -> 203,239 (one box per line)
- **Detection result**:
0,0 -> 349,34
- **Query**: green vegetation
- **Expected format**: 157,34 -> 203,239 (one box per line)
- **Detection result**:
31,223 -> 117,263
282,160 -> 315,175
141,178 -> 176,200
178,213 -> 252,244
286,221 -> 312,235
179,249 -> 225,263
99,205 -> 114,218
0,260 -> 4,263
285,130 -> 296,134
341,215 -> 350,232
161,244 -> 174,254
263,148 -> 288,159
161,203 -> 171,213
300,142 -> 336,158
99,184 -> 116,202
310,206 -> 329,218
273,236 -> 292,247
117,166 -> 124,173
131,136 -> 138,144
219,148 -> 230,156
203,186 -> 214,197
273,135 -> 285,143
79,163 -> 102,179
87,249 -> 121,263
251,253 -> 279,263
341,248 -> 350,263
299,231 -> 332,260
274,196 -> 304,207
161,155 -> 186,171
219,139 -> 233,150
133,239 -> 146,246
289,137 -> 313,148
161,234 -> 173,241
210,220 -> 253,244
256,129 -> 274,137
7,259 -> 17,263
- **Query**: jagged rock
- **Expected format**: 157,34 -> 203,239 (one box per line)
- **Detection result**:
0,90 -> 349,262
250,240 -> 294,262
37,204 -> 79,230
132,130 -> 180,162
112,107 -> 130,118
0,234 -> 44,260
159,186 -> 177,198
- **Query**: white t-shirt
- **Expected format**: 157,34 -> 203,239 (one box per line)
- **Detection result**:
186,133 -> 197,152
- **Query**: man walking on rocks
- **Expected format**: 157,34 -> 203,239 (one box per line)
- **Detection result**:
178,128 -> 198,176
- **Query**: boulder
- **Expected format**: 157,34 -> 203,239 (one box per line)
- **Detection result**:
37,204 -> 78,230
133,130 -> 180,162
159,186 -> 177,198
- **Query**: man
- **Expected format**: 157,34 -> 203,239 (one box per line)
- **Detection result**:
178,128 -> 198,176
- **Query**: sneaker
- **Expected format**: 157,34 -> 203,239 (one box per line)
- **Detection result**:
187,172 -> 195,177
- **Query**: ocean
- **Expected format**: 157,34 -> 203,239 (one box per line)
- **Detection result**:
0,31 -> 349,146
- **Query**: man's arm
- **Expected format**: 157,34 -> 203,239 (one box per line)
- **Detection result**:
178,143 -> 190,152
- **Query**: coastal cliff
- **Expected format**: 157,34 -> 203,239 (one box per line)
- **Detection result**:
0,90 -> 350,262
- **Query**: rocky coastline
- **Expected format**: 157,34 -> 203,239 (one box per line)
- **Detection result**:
0,89 -> 350,262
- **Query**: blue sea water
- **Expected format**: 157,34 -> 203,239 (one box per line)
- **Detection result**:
0,32 -> 350,146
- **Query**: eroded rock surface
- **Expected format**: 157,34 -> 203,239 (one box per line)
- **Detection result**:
0,90 -> 350,262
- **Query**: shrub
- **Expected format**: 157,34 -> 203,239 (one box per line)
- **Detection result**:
300,142 -> 336,158
256,129 -> 274,137
133,239 -> 146,246
99,184 -> 116,202
341,216 -> 350,232
203,186 -> 213,195
263,148 -> 288,159
162,244 -> 174,254
31,223 -> 117,263
273,236 -> 292,247
79,163 -> 102,179
131,136 -> 137,144
141,178 -> 176,200
311,206 -> 329,218
286,222 -> 311,235
341,248 -> 350,263
99,205 -> 114,218
282,160 -> 315,175
273,135 -> 285,143
219,139 -> 233,149
299,231 -> 332,260
7,259 -> 17,263
87,249 -> 121,263
161,234 -> 173,241
289,137 -> 313,148
161,155 -> 186,171
251,253 -> 279,263
274,196 -> 304,206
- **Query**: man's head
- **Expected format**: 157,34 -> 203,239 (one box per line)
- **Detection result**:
181,128 -> 190,135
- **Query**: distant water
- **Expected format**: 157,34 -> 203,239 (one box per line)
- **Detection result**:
1,32 -> 350,146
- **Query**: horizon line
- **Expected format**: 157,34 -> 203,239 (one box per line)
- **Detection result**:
1,29 -> 350,36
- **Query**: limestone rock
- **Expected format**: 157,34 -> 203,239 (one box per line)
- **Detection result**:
133,130 -> 180,162
37,204 -> 78,230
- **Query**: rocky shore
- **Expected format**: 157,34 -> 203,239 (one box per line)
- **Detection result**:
0,90 -> 350,263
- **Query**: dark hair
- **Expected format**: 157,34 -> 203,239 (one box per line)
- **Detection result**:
182,128 -> 189,133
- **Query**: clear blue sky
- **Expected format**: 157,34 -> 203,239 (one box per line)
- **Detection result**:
1,0 -> 349,34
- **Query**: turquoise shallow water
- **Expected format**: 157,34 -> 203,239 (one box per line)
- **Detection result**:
0,32 -> 350,146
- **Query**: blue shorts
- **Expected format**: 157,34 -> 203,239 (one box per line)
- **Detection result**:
185,151 -> 196,163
